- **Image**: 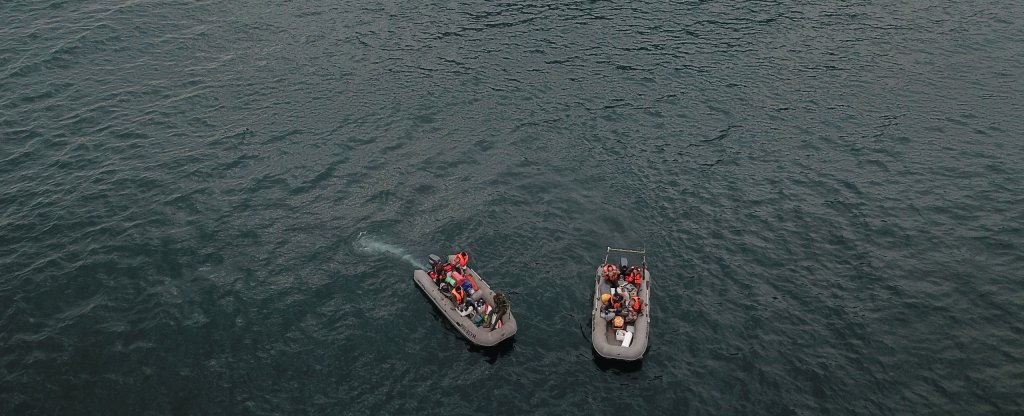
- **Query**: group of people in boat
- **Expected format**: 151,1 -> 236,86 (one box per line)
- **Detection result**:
598,262 -> 645,330
426,251 -> 506,329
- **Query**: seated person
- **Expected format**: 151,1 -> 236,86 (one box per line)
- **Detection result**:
439,282 -> 454,302
609,293 -> 625,315
452,251 -> 470,272
427,254 -> 445,283
624,296 -> 643,322
625,267 -> 643,285
630,295 -> 643,314
597,293 -> 614,320
602,263 -> 620,284
451,285 -> 466,305
625,309 -> 638,323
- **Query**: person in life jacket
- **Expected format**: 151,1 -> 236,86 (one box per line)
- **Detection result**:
630,296 -> 643,313
451,285 -> 465,305
610,293 -> 624,312
452,251 -> 469,272
602,264 -> 620,283
625,267 -> 643,285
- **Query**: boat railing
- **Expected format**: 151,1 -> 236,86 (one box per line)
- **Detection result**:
603,246 -> 647,269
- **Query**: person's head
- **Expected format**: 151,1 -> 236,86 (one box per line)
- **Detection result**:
613,293 -> 623,303
601,293 -> 611,303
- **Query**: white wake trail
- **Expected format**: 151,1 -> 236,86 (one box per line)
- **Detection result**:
354,233 -> 427,269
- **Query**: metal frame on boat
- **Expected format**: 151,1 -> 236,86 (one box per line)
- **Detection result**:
591,247 -> 651,361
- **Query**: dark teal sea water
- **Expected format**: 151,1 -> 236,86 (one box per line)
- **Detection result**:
2,0 -> 1023,414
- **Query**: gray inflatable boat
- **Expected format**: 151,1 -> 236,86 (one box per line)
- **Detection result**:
413,255 -> 517,347
591,247 -> 651,361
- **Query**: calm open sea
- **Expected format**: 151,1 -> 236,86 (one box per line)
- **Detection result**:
2,0 -> 1022,414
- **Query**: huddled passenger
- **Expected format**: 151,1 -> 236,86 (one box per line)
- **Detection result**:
625,267 -> 643,285
602,263 -> 620,284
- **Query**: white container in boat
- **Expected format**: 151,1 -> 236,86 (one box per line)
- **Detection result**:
621,331 -> 633,347
615,329 -> 627,341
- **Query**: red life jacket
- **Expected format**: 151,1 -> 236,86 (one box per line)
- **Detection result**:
603,264 -> 619,281
627,268 -> 643,285
631,296 -> 643,312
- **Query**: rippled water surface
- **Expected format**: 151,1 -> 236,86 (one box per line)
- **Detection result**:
2,0 -> 1022,414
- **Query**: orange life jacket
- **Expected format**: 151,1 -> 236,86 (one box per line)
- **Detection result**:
631,296 -> 642,312
452,286 -> 465,304
627,268 -> 643,285
603,264 -> 619,281
454,252 -> 469,268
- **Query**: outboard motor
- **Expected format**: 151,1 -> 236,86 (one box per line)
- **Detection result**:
428,254 -> 442,267
620,257 -> 630,277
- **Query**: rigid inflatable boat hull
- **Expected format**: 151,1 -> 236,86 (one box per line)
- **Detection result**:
591,267 -> 651,361
413,267 -> 517,347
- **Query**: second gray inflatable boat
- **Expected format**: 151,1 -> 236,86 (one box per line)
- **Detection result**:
591,247 -> 651,361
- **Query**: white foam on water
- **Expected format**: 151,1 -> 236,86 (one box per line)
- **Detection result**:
354,232 -> 427,270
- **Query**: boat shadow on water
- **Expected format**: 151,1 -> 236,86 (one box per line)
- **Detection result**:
591,348 -> 645,373
467,337 -> 515,364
